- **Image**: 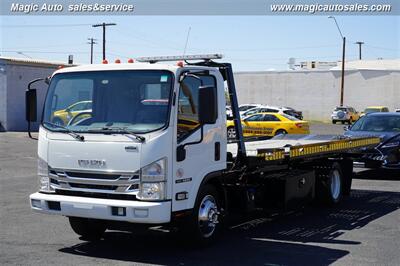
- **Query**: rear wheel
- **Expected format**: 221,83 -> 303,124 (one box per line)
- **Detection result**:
332,120 -> 336,124
341,121 -> 345,125
179,184 -> 223,246
316,163 -> 344,205
348,117 -> 353,124
227,127 -> 236,139
68,217 -> 106,241
275,129 -> 287,136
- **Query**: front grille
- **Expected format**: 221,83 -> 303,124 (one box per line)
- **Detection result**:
49,168 -> 140,195
65,172 -> 122,180
69,183 -> 118,190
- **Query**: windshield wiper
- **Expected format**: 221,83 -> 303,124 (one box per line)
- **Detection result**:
43,121 -> 85,141
89,126 -> 145,142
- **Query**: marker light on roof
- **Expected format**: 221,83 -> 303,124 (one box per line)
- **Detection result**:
128,58 -> 134,63
176,61 -> 184,67
115,59 -> 121,63
102,59 -> 108,64
57,65 -> 64,69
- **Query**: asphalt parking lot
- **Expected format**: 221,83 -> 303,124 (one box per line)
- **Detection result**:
1,122 -> 399,265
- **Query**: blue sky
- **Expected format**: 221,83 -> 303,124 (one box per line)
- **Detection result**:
1,15 -> 399,71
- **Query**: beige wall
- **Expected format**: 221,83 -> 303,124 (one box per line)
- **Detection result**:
234,70 -> 400,121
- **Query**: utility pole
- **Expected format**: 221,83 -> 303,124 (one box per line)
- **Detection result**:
328,16 -> 346,107
355,41 -> 364,60
87,38 -> 97,64
92,23 -> 116,61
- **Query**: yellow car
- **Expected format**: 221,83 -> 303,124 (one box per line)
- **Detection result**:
227,112 -> 310,139
52,101 -> 92,126
360,106 -> 389,117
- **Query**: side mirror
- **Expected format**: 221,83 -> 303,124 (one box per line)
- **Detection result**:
25,89 -> 37,122
198,85 -> 217,124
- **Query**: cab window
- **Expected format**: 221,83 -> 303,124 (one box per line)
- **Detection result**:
177,75 -> 216,141
263,114 -> 281,122
244,114 -> 263,122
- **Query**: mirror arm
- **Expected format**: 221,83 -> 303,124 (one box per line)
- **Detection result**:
27,78 -> 45,140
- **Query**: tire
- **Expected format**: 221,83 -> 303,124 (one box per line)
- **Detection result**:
68,217 -> 106,241
316,163 -> 344,206
275,129 -> 287,136
52,117 -> 64,126
227,127 -> 236,139
332,120 -> 336,124
348,117 -> 353,124
341,121 -> 345,125
179,184 -> 223,246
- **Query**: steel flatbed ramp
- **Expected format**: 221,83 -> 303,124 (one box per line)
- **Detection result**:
227,135 -> 381,162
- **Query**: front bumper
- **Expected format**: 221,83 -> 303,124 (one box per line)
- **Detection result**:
29,192 -> 171,224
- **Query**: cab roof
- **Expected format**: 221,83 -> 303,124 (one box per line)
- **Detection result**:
53,62 -> 218,75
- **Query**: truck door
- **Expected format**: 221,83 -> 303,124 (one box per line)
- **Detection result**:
172,74 -> 224,212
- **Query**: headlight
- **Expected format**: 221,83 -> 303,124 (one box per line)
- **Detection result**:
381,141 -> 400,149
38,157 -> 54,193
137,158 -> 167,201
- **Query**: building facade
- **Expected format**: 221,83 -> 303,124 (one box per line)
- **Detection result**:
0,57 -> 68,131
234,59 -> 400,121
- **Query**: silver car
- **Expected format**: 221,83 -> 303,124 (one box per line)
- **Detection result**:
331,106 -> 359,124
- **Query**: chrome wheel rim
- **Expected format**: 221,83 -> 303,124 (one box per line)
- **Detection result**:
330,169 -> 341,200
227,128 -> 236,138
198,195 -> 219,238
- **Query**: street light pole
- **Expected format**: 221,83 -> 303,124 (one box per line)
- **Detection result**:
92,23 -> 116,61
328,16 -> 346,107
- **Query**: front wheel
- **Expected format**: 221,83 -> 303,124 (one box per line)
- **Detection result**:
179,184 -> 223,246
68,217 -> 106,241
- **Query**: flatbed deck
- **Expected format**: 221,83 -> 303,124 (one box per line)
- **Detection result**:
227,134 -> 380,163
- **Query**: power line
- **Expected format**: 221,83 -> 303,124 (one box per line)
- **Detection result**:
2,23 -> 92,28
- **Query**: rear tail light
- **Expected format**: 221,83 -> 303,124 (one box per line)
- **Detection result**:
295,123 -> 308,128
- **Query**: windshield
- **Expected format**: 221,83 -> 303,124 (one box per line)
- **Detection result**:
351,115 -> 400,132
281,113 -> 300,121
364,108 -> 381,113
43,70 -> 173,133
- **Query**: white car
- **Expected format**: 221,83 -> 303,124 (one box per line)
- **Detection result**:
241,105 -> 303,120
238,104 -> 263,116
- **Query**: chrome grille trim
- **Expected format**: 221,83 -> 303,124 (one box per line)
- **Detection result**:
49,167 -> 140,194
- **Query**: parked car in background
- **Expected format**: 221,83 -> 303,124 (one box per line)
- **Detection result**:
344,112 -> 400,169
226,106 -> 233,118
226,112 -> 310,139
241,105 -> 304,120
360,106 -> 389,117
331,106 -> 360,124
395,109 -> 400,113
52,100 -> 92,126
282,107 -> 303,120
238,104 -> 263,116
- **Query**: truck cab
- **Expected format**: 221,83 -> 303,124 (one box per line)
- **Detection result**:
30,55 -> 229,241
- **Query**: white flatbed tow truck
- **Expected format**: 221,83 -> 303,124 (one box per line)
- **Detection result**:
26,54 -> 380,245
